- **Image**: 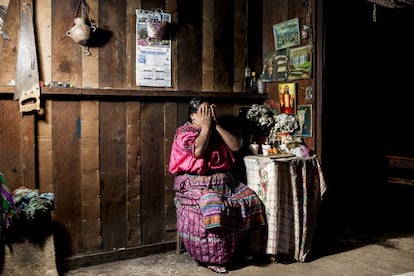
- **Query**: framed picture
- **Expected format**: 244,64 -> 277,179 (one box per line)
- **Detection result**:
287,44 -> 312,81
275,49 -> 288,81
295,104 -> 312,137
272,18 -> 300,50
261,51 -> 277,82
277,82 -> 296,115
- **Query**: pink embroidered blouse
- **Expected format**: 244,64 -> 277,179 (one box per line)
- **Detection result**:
168,123 -> 235,175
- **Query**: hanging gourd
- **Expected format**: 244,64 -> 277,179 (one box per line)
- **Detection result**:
66,0 -> 96,55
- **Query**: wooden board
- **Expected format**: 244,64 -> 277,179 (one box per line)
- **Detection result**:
52,101 -> 83,254
177,0 -> 202,91
214,0 -> 234,92
126,101 -> 141,246
100,101 -> 128,250
0,0 -> 18,85
99,0 -> 126,88
51,0 -> 82,85
164,102 -> 177,233
140,102 -> 164,244
80,100 -> 101,251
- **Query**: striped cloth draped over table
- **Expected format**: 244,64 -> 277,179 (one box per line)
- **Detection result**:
244,155 -> 327,262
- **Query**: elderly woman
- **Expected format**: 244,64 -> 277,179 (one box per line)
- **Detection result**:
168,97 -> 266,273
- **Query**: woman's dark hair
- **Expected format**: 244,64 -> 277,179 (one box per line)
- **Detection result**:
187,97 -> 207,122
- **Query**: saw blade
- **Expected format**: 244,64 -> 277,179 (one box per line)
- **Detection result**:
15,0 -> 40,112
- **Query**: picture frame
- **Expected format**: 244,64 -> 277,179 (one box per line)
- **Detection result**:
287,44 -> 312,81
261,51 -> 278,82
295,104 -> 312,137
277,82 -> 296,115
272,18 -> 300,50
275,49 -> 289,81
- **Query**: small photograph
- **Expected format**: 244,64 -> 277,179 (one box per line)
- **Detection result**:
296,104 -> 312,137
277,82 -> 296,115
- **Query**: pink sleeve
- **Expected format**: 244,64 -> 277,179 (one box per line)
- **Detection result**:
168,125 -> 235,175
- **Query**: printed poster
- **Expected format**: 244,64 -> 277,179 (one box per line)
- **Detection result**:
136,9 -> 172,87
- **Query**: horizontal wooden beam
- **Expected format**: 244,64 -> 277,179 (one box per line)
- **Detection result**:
65,241 -> 176,270
0,86 -> 267,102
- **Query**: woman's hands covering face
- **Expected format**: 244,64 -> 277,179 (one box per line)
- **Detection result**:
192,103 -> 215,128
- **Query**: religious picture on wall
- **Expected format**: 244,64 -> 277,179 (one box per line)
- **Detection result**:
278,82 -> 296,115
261,51 -> 277,82
287,44 -> 312,81
273,17 -> 300,50
295,104 -> 312,137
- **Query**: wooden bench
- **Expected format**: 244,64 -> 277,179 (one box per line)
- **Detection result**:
385,155 -> 414,187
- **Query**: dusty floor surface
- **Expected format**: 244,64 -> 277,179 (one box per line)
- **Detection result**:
65,232 -> 414,276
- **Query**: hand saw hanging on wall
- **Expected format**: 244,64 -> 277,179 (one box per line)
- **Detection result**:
15,0 -> 40,113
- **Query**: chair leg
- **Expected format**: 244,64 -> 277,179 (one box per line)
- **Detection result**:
176,231 -> 182,254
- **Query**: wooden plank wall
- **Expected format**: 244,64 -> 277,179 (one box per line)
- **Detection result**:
0,0 -> 317,269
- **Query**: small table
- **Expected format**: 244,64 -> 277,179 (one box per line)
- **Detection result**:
244,154 -> 327,262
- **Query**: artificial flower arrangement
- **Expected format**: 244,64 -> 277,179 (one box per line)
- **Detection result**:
246,101 -> 298,139
246,101 -> 310,157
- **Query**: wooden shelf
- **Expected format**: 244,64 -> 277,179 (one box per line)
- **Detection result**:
0,86 -> 267,102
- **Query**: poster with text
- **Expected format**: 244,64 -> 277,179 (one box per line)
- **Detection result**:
136,9 -> 172,87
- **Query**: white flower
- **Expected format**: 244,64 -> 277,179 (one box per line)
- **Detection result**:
246,104 -> 299,139
271,113 -> 299,134
246,104 -> 275,131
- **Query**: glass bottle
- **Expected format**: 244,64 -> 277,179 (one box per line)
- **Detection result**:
250,71 -> 258,93
244,66 -> 251,93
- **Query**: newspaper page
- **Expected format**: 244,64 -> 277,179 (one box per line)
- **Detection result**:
136,9 -> 172,87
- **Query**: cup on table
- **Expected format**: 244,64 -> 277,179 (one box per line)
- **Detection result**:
249,143 -> 259,155
261,144 -> 271,156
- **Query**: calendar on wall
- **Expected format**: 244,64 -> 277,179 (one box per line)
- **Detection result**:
136,9 -> 172,87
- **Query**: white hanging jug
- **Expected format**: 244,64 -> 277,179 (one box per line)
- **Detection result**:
66,17 -> 90,45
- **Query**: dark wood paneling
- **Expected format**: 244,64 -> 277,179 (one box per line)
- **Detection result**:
0,0 -> 19,85
0,99 -> 35,189
100,101 -> 128,250
52,0 -> 82,85
262,0 -> 287,54
214,0 -> 234,92
126,101 -> 141,246
22,114 -> 36,188
247,0 -> 262,74
140,102 -> 165,244
99,0 -> 127,88
52,101 -> 83,254
233,0 -> 247,92
164,102 -> 177,233
177,0 -> 202,90
142,0 -> 165,10
0,100 -> 22,188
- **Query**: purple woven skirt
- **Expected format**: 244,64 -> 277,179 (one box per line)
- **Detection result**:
174,172 -> 266,265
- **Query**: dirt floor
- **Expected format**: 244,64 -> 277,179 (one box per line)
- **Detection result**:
65,232 -> 414,276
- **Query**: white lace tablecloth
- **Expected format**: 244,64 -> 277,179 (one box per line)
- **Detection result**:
244,155 -> 327,262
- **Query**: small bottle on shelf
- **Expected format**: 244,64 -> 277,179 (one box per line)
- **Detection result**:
250,71 -> 258,93
257,74 -> 265,94
244,66 -> 251,93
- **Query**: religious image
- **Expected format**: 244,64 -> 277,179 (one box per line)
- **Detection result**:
278,82 -> 296,114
